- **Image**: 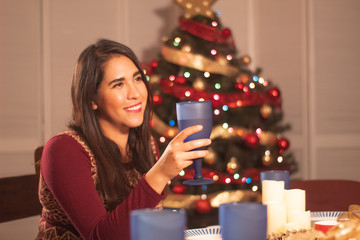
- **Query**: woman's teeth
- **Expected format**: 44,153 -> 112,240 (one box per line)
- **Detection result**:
126,104 -> 141,111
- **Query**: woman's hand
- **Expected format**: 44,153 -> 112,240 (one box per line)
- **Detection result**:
145,125 -> 211,194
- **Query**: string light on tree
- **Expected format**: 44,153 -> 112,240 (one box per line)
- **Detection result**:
227,157 -> 239,174
193,78 -> 206,91
153,94 -> 163,106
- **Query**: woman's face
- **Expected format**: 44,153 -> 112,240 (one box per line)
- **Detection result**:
93,55 -> 148,134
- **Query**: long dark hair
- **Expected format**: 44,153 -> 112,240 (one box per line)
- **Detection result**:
69,39 -> 154,210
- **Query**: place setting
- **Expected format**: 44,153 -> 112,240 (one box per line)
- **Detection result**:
131,102 -> 359,239
130,168 -> 359,239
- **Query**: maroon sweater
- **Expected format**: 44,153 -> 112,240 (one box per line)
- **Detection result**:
36,131 -> 164,240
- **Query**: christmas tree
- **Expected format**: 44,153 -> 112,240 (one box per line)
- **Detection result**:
145,0 -> 297,216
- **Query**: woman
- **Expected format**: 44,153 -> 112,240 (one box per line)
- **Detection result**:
36,39 -> 211,240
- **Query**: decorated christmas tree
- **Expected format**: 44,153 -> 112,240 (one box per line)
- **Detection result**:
145,0 -> 297,212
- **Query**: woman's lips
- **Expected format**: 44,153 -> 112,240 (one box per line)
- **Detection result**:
124,103 -> 142,112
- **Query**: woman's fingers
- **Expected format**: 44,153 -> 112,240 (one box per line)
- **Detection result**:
183,139 -> 211,152
174,124 -> 211,151
182,149 -> 209,161
169,149 -> 208,171
155,124 -> 211,181
176,125 -> 203,142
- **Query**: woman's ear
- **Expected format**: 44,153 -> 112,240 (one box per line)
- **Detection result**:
92,101 -> 98,110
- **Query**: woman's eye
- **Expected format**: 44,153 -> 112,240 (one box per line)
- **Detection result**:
135,76 -> 143,82
113,82 -> 123,88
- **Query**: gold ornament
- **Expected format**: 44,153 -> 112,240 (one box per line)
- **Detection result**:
161,45 -> 240,77
173,0 -> 217,19
227,157 -> 240,172
259,131 -> 277,146
262,154 -> 272,166
260,104 -> 272,118
240,55 -> 251,65
193,78 -> 206,91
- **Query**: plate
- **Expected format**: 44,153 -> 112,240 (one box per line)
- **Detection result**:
185,225 -> 222,240
311,211 -> 342,221
310,211 -> 342,226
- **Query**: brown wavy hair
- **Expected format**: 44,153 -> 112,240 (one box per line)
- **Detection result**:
69,39 -> 154,210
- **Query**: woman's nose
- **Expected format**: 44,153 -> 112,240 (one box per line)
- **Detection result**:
127,82 -> 140,99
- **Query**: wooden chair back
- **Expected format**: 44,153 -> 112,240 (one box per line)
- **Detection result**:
0,146 -> 43,223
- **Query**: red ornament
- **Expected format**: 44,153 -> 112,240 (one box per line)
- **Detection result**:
222,28 -> 232,38
152,94 -> 162,106
150,60 -> 158,69
174,76 -> 187,85
235,82 -> 244,90
172,185 -> 186,194
244,133 -> 260,149
195,199 -> 212,214
277,138 -> 290,151
268,88 -> 281,101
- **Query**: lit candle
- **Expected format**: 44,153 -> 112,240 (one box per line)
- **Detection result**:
262,180 -> 285,203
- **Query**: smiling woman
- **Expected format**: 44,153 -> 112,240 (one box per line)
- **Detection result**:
35,39 -> 211,240
93,56 -> 149,144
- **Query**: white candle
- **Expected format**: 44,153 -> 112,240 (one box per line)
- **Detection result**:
287,210 -> 311,229
265,201 -> 287,234
262,180 -> 285,203
285,189 -> 306,213
282,222 -> 302,232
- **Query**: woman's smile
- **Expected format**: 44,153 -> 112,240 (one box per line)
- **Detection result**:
124,103 -> 142,112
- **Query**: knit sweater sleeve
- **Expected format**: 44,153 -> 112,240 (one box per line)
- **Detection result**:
41,134 -> 165,240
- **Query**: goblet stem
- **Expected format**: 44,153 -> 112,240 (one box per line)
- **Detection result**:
193,158 -> 203,180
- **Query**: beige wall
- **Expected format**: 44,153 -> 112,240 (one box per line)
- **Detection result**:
1,0 -> 360,236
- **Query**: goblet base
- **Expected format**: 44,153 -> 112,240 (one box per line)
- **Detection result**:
183,178 -> 215,186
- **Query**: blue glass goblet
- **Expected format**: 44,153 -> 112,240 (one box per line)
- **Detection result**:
260,170 -> 290,189
219,202 -> 267,240
131,208 -> 186,240
176,101 -> 214,185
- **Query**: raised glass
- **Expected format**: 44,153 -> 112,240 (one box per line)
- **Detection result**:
176,101 -> 214,185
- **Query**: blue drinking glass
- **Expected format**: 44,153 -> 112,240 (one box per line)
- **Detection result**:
131,209 -> 186,240
176,101 -> 214,185
260,170 -> 290,189
219,202 -> 267,240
